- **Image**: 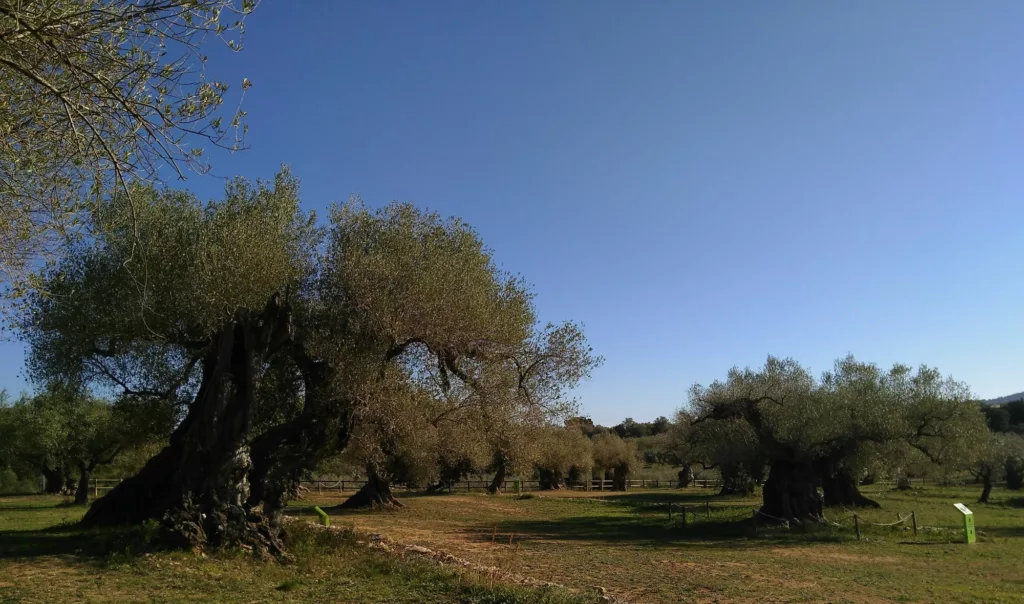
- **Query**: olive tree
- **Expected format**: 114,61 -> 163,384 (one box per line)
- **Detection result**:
687,356 -> 989,524
534,425 -> 593,490
338,319 -> 600,505
969,432 -> 1024,503
591,432 -> 638,491
25,171 -> 318,555
1,0 -> 258,298
0,385 -> 168,502
23,180 -> 593,555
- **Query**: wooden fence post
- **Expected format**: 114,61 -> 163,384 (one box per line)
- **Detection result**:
854,514 -> 861,540
705,498 -> 710,519
912,511 -> 918,536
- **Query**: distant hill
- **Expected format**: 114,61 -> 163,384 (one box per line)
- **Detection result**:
984,392 -> 1024,406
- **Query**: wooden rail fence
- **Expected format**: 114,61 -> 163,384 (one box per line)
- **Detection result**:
87,475 -> 966,497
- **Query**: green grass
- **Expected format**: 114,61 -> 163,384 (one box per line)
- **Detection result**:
301,485 -> 1024,603
0,496 -> 597,603
3,485 -> 1023,603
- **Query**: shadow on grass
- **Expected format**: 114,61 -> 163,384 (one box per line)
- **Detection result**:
592,491 -> 748,506
0,524 -> 153,562
1005,497 -> 1024,509
487,513 -> 844,549
985,525 -> 1024,539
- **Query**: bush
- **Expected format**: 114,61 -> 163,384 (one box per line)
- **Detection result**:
0,468 -> 39,494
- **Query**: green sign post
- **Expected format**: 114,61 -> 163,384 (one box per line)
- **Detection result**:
313,505 -> 330,527
954,503 -> 975,544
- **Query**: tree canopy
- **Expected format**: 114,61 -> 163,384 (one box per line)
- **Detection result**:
684,356 -> 989,523
21,173 -> 599,554
1,0 -> 257,301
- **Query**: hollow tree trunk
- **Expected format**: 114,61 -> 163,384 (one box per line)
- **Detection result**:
758,459 -> 823,524
341,470 -> 403,508
62,468 -> 77,496
538,468 -> 562,490
978,473 -> 993,503
719,466 -> 755,496
74,464 -> 91,505
1005,458 -> 1023,491
820,465 -> 880,508
487,463 -> 506,495
247,355 -> 349,523
81,295 -> 294,557
677,463 -> 694,488
41,464 -> 64,495
611,465 -> 628,491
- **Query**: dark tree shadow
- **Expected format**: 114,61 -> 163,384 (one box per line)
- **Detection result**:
984,525 -> 1024,539
0,524 -> 155,562
1004,497 -> 1024,509
486,511 -> 844,549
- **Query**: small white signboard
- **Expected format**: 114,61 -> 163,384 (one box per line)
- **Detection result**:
953,503 -> 972,515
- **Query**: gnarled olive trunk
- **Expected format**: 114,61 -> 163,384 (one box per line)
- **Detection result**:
487,463 -> 506,494
819,464 -> 879,508
74,464 -> 91,505
758,459 -> 823,524
611,465 -> 628,491
81,296 -> 293,557
719,465 -> 756,496
978,473 -> 993,503
41,464 -> 64,495
677,464 -> 694,488
538,468 -> 562,490
247,357 -> 349,522
1006,458 -> 1023,491
341,470 -> 403,508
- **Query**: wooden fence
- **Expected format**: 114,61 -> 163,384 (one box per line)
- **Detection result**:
87,475 -> 975,497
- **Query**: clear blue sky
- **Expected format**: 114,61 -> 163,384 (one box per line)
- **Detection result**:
4,1 -> 1024,425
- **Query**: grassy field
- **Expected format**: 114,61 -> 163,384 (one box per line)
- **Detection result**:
0,496 -> 597,603
2,485 -> 1023,603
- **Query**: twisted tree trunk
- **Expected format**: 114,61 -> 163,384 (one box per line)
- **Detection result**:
611,465 -> 628,491
677,463 -> 694,488
487,463 -> 506,494
74,463 -> 91,505
41,464 -> 64,495
758,459 -> 823,524
978,472 -> 993,503
538,468 -> 562,490
820,464 -> 879,508
341,470 -> 403,508
247,356 -> 349,522
81,296 -> 294,557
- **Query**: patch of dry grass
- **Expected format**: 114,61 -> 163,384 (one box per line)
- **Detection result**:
300,485 -> 1024,603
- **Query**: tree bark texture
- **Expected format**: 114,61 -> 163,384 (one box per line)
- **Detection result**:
74,465 -> 91,505
758,460 -> 823,524
340,470 -> 403,508
81,296 -> 295,557
677,464 -> 694,488
487,463 -> 506,494
979,473 -> 993,503
819,465 -> 880,508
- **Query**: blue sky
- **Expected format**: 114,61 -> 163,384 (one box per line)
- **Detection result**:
4,1 -> 1024,424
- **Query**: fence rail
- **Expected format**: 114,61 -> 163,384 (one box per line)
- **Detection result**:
87,475 -> 986,497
